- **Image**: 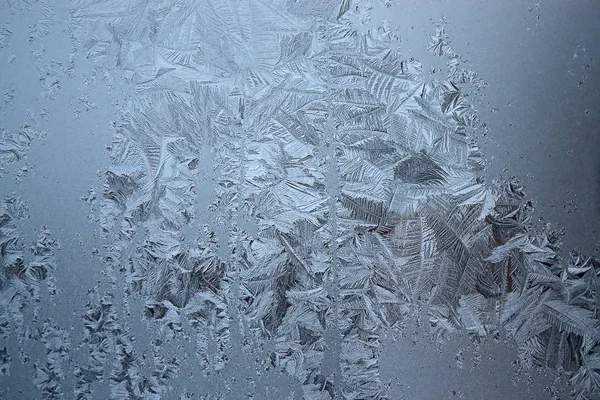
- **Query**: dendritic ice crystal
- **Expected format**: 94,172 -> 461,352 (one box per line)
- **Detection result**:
0,1 -> 599,399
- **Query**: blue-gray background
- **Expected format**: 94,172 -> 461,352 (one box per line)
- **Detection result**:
0,1 -> 598,399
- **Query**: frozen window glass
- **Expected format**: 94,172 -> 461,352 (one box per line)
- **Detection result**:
0,1 -> 598,399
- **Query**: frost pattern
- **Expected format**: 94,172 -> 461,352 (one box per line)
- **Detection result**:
0,1 -> 598,399
0,195 -> 68,398
0,123 -> 45,179
68,1 -> 600,399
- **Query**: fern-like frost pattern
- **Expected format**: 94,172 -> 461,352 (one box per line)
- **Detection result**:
0,0 -> 598,399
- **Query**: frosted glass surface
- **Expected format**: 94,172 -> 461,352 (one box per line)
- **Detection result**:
0,1 -> 598,399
